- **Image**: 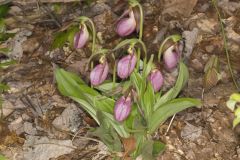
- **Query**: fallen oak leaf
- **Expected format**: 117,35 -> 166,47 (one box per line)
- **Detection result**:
122,136 -> 136,158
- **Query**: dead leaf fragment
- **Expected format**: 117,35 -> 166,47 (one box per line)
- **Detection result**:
122,136 -> 136,158
162,0 -> 198,17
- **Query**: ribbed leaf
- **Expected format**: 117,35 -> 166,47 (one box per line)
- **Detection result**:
55,68 -> 129,138
149,98 -> 201,133
0,154 -> 7,160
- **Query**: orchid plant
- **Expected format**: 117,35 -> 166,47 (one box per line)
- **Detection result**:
54,0 -> 201,159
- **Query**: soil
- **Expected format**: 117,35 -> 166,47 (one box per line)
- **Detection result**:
1,0 -> 240,160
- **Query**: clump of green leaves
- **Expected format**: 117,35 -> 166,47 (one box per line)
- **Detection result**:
54,0 -> 201,159
55,59 -> 200,159
227,93 -> 240,128
0,154 -> 7,160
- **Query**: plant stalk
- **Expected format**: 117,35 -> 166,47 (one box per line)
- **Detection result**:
212,0 -> 239,90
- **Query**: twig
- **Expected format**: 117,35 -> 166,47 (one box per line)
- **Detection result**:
164,114 -> 176,136
212,0 -> 239,90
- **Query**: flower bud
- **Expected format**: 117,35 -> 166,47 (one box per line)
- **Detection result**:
74,24 -> 89,49
114,96 -> 132,122
90,60 -> 109,86
117,53 -> 137,79
163,45 -> 180,70
116,10 -> 136,37
148,69 -> 164,92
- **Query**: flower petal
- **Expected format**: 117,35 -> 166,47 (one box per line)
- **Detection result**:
116,11 -> 136,37
163,45 -> 179,70
148,70 -> 164,92
114,96 -> 132,122
90,62 -> 109,86
74,25 -> 89,49
117,54 -> 137,79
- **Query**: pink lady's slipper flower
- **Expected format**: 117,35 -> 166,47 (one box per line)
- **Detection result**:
90,58 -> 109,86
114,96 -> 132,122
163,44 -> 181,70
74,24 -> 89,49
117,51 -> 137,79
116,10 -> 137,37
148,69 -> 164,92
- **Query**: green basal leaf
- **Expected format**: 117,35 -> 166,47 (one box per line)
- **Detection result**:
55,68 -> 129,138
0,83 -> 9,92
235,107 -> 240,117
102,112 -> 130,138
230,93 -> 240,102
140,139 -> 165,159
71,96 -> 99,123
130,71 -> 143,95
55,68 -> 98,97
94,95 -> 115,113
55,68 -> 99,122
233,117 -> 240,128
92,111 -> 122,152
0,32 -> 15,42
154,62 -> 189,111
0,154 -> 7,160
142,83 -> 154,122
133,133 -> 146,158
0,19 -> 6,33
51,31 -> 69,50
53,3 -> 62,14
140,140 -> 154,160
226,99 -> 236,111
142,54 -> 154,78
152,141 -> 165,156
0,4 -> 10,18
95,82 -> 120,93
124,104 -> 138,130
0,60 -> 16,69
149,98 -> 201,133
233,107 -> 240,128
0,47 -> 10,54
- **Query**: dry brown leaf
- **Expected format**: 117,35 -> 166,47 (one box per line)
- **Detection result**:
83,116 -> 98,127
162,0 -> 198,18
122,136 -> 136,158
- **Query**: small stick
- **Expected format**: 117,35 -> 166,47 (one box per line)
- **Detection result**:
164,114 -> 176,136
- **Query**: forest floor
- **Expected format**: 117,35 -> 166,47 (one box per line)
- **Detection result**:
1,0 -> 240,160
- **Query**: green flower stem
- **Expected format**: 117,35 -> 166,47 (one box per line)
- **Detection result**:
212,0 -> 239,90
112,56 -> 116,90
129,0 -> 144,71
87,19 -> 96,54
136,49 -> 141,71
91,61 -> 93,88
137,3 -> 143,40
